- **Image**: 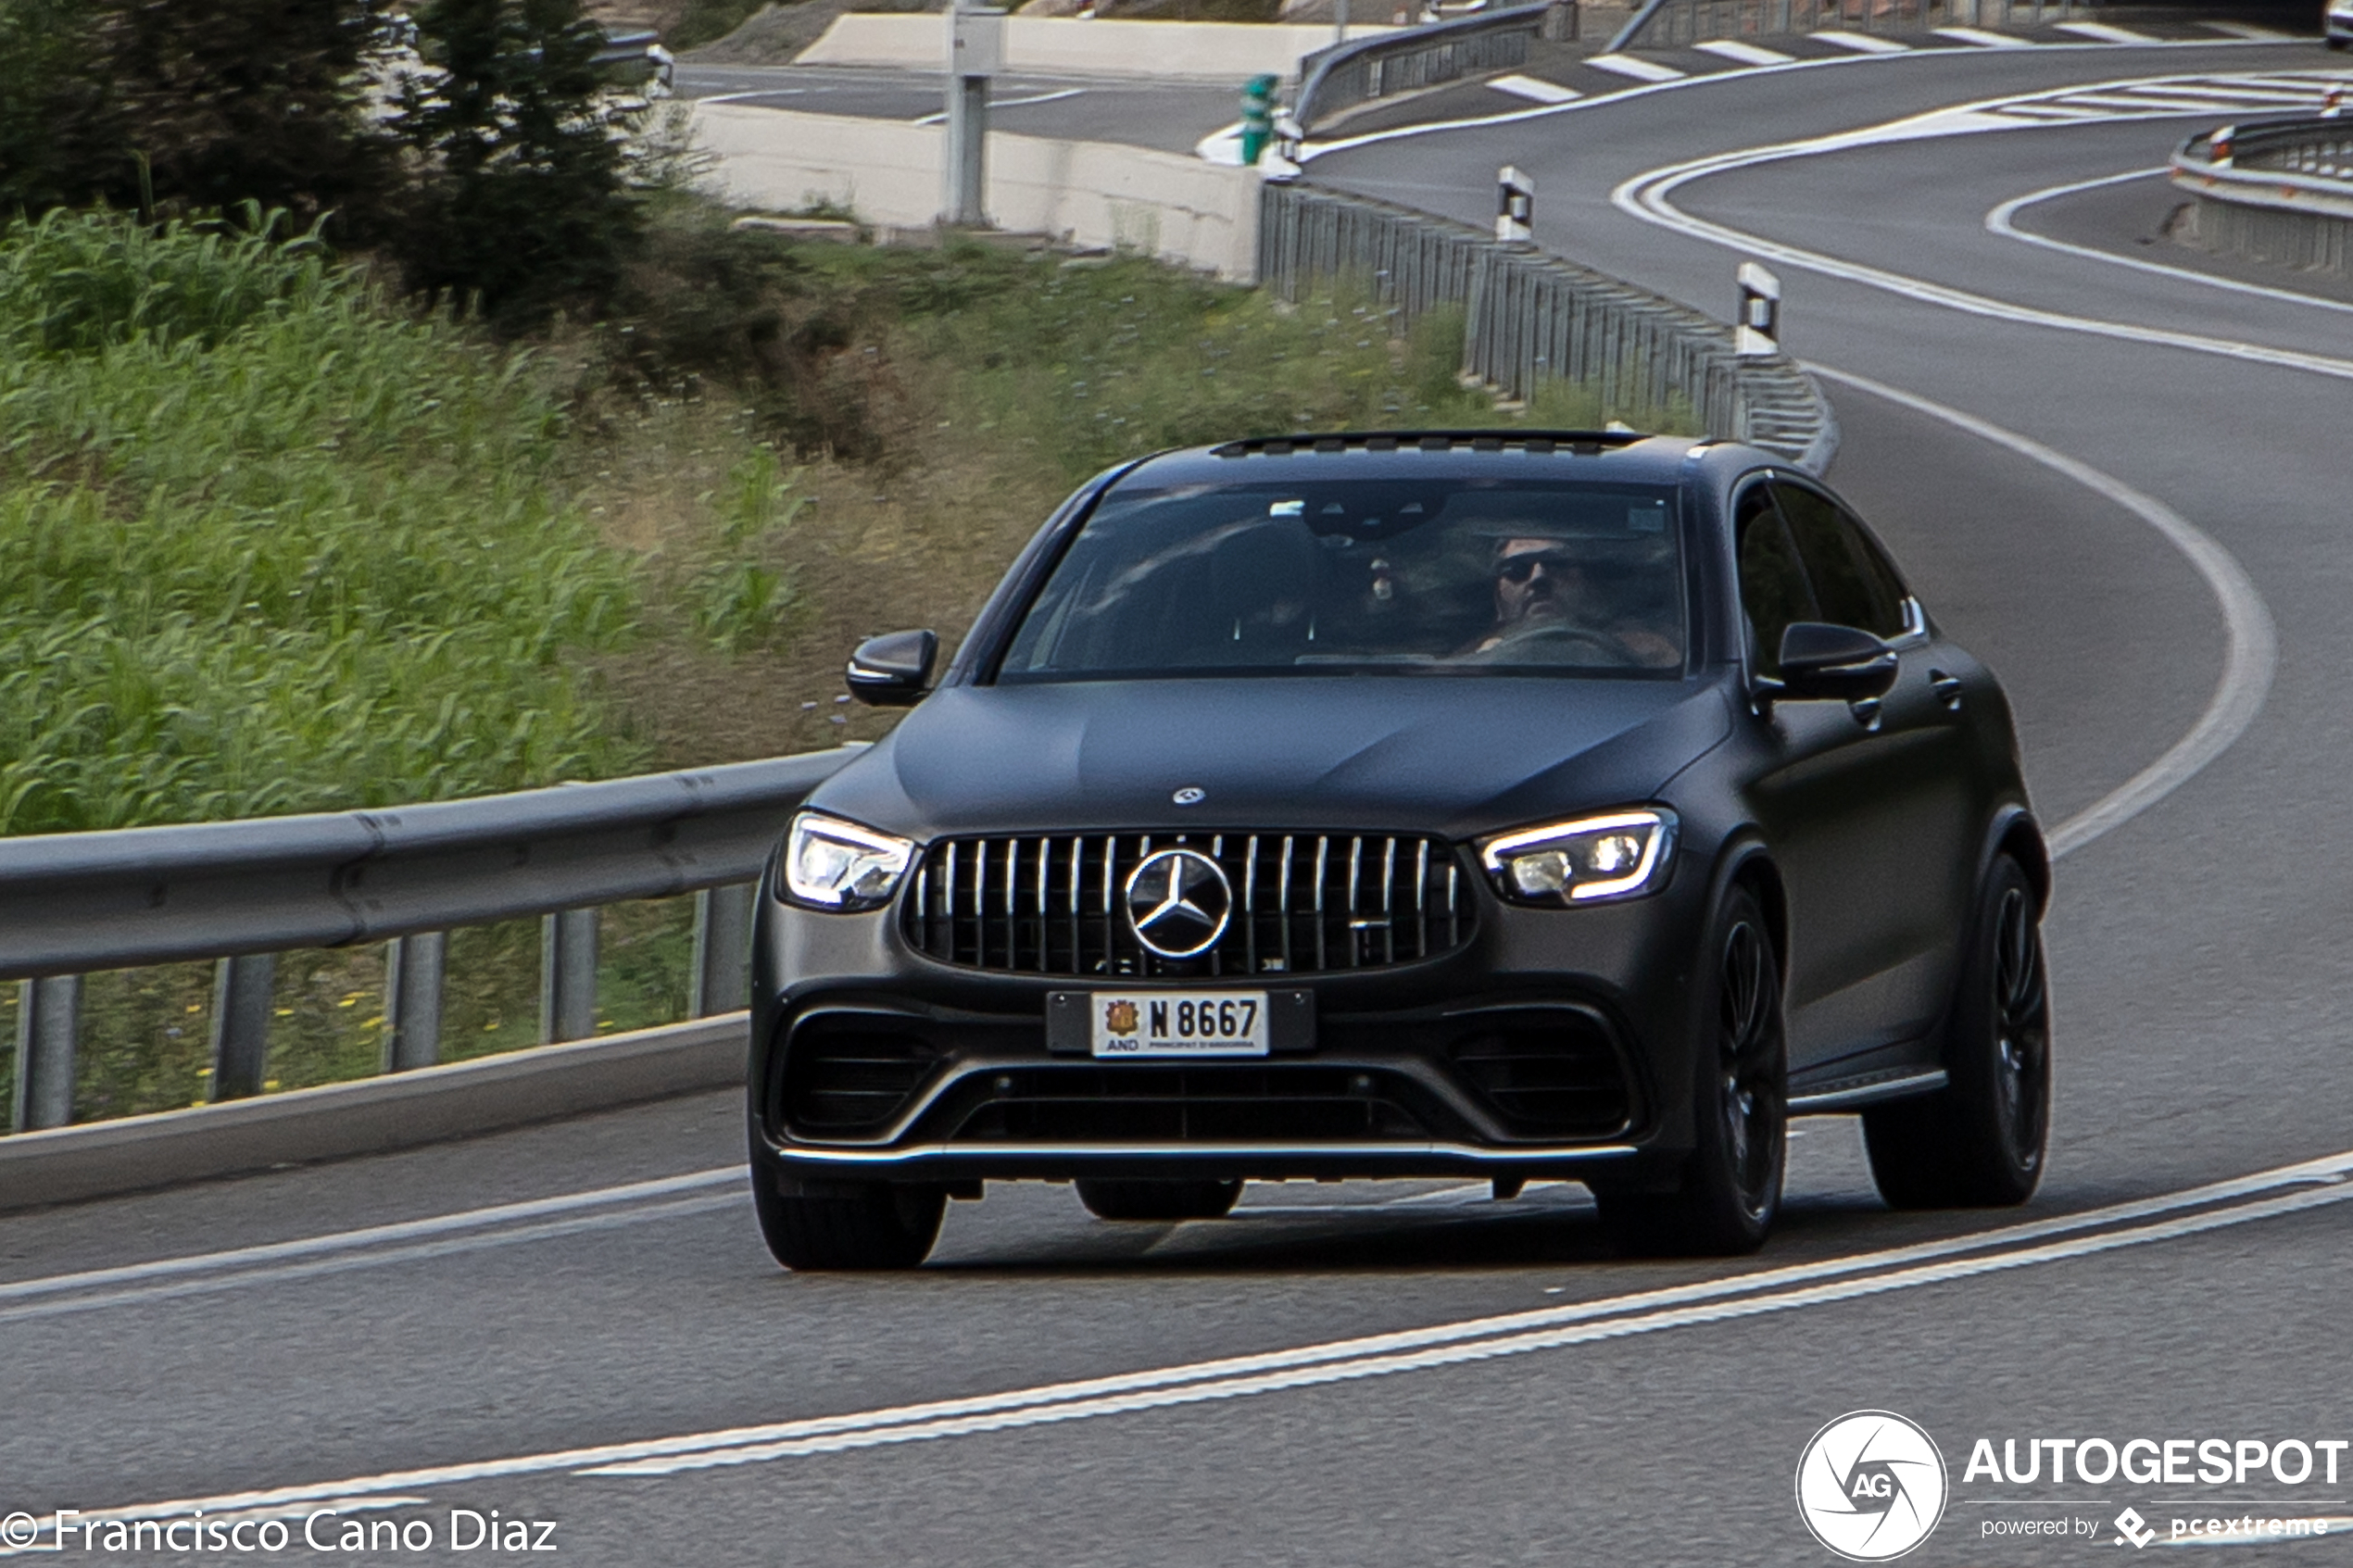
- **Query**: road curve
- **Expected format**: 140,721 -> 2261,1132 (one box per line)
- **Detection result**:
6,41 -> 2353,1567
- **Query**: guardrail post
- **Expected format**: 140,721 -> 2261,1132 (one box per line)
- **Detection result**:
1496,165 -> 1534,245
1736,261 -> 1781,356
209,954 -> 274,1101
943,2 -> 1002,227
11,975 -> 82,1132
384,932 -> 447,1073
690,884 -> 756,1019
541,909 -> 599,1044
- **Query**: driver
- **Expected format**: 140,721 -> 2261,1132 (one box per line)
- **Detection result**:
1465,535 -> 1680,667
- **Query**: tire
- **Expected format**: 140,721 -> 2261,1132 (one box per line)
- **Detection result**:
752,1170 -> 946,1270
1864,854 -> 2051,1209
1076,1178 -> 1244,1222
1597,883 -> 1786,1256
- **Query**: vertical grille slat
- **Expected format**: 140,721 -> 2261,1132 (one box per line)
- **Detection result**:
905,831 -> 1474,976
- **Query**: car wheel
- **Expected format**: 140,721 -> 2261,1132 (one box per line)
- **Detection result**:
1863,854 -> 2050,1209
1076,1178 -> 1244,1221
1598,883 -> 1785,1256
752,1171 -> 947,1270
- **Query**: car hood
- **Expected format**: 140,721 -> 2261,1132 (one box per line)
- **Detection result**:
810,676 -> 1733,841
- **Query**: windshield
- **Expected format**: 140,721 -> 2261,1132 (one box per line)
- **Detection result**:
999,478 -> 1687,681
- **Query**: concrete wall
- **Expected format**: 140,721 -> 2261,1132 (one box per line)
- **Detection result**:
797,13 -> 1397,80
693,104 -> 1265,282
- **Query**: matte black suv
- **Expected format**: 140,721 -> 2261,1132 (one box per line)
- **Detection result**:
749,433 -> 2052,1269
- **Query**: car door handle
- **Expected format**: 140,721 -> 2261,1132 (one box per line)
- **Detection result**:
1929,671 -> 1965,708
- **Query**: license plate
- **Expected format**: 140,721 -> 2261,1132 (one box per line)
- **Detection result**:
1089,990 -> 1270,1058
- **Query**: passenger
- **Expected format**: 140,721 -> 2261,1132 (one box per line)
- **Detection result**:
1465,534 -> 1680,667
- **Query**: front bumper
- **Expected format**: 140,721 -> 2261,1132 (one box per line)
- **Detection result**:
749,854 -> 1715,1188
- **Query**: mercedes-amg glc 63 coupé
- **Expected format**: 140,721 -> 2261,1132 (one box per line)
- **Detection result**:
749,431 -> 2053,1269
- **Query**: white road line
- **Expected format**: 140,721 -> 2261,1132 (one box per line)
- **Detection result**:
586,1182 -> 2353,1477
0,1166 -> 739,1307
1489,72 -> 1580,103
1985,167 -> 2353,317
1588,53 -> 1688,82
912,86 -> 1084,124
2055,20 -> 2155,44
1803,368 -> 2277,861
0,1195 -> 740,1326
27,1148 -> 2352,1529
1814,31 -> 1911,53
1694,39 -> 1794,66
1934,25 -> 2035,47
2201,20 -> 2294,41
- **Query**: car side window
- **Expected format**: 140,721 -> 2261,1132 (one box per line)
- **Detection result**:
1772,483 -> 1909,639
1735,483 -> 1817,677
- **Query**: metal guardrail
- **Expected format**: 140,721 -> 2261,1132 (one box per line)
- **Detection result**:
2170,116 -> 2353,274
1610,0 -> 2075,51
1256,180 -> 1839,471
4,750 -> 854,1134
1294,3 -> 1575,133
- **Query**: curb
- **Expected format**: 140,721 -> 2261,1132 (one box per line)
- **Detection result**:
0,1013 -> 748,1215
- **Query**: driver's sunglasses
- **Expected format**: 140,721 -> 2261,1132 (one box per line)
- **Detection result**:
1496,553 -> 1573,585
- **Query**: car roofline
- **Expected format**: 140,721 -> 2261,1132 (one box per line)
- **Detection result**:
1202,429 -> 1670,458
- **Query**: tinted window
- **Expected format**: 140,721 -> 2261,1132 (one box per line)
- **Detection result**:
1773,483 -> 1908,638
1000,479 -> 1687,680
1735,483 -> 1815,677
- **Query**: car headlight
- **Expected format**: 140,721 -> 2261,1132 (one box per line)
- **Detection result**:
1478,809 -> 1679,906
777,811 -> 916,911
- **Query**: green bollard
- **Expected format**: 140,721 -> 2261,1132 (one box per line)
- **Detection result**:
1239,73 -> 1277,166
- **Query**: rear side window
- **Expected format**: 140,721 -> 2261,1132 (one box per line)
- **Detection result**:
1734,483 -> 1815,677
1773,483 -> 1909,639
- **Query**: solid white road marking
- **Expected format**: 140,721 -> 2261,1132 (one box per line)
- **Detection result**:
1695,39 -> 1795,66
1985,167 -> 2353,317
20,1150 -> 2351,1531
1803,368 -> 2278,861
1587,53 -> 1689,82
1814,31 -> 1911,53
2201,19 -> 2294,41
1934,25 -> 2035,47
912,87 -> 1084,124
2055,20 -> 2156,44
0,1167 -> 740,1307
1489,72 -> 1580,103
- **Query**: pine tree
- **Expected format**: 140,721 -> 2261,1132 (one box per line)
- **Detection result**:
391,0 -> 641,329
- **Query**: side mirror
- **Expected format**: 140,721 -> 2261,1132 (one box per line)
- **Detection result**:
1768,621 -> 1898,705
845,629 -> 937,707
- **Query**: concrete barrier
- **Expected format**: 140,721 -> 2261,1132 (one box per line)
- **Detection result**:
797,13 -> 1398,80
0,1013 -> 746,1213
693,104 -> 1265,280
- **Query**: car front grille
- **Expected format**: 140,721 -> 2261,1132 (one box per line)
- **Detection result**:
902,832 -> 1476,976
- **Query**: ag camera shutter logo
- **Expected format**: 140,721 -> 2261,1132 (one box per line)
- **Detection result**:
1795,1411 -> 1949,1561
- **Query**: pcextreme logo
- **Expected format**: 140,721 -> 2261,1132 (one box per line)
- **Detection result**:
1795,1411 -> 1951,1562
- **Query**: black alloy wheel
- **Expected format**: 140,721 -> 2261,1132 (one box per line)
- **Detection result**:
1598,883 -> 1786,1256
1076,1178 -> 1245,1222
1864,854 -> 2051,1208
753,1171 -> 948,1271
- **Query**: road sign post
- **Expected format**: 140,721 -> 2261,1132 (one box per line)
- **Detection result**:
944,3 -> 1005,227
1736,261 -> 1780,357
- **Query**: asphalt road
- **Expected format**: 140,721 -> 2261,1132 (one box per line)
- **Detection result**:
8,37 -> 2353,1568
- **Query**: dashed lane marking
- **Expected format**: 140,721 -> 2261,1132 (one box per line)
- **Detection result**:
1489,72 -> 1581,103
2055,20 -> 2157,44
1587,52 -> 1689,82
1814,31 -> 1912,53
1694,39 -> 1795,66
1934,25 -> 2037,46
2200,19 -> 2296,40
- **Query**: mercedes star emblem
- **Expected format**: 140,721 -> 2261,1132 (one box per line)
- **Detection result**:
1123,847 -> 1232,959
1172,786 -> 1206,806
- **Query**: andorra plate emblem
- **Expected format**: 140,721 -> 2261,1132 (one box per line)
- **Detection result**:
1104,999 -> 1139,1037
